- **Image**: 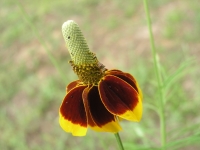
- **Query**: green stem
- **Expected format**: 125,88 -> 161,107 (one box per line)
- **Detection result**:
115,133 -> 125,150
143,0 -> 166,149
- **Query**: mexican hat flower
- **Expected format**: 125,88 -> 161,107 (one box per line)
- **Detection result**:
59,20 -> 143,136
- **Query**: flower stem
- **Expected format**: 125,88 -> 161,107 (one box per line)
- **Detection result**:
115,133 -> 125,150
143,0 -> 166,149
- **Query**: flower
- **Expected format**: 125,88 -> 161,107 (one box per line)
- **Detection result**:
59,20 -> 143,136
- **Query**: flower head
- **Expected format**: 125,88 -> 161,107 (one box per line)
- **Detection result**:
59,20 -> 142,136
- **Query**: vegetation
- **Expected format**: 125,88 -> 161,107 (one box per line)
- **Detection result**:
1,0 -> 200,149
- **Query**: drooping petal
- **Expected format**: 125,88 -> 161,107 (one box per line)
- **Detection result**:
59,85 -> 87,136
99,75 -> 142,122
66,80 -> 81,93
106,70 -> 137,89
106,69 -> 143,99
82,86 -> 121,132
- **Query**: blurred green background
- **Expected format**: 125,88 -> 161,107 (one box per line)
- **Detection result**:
1,0 -> 200,149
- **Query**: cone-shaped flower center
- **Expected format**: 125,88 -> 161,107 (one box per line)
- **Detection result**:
62,20 -> 107,85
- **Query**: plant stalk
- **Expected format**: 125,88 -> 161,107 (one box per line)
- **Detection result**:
115,133 -> 125,150
143,0 -> 167,149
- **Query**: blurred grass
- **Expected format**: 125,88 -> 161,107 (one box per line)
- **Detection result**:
0,0 -> 200,149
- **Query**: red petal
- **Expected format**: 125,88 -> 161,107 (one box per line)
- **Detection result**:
106,70 -> 139,93
66,80 -> 81,93
59,85 -> 87,136
82,87 -> 97,127
82,86 -> 121,132
99,75 -> 142,121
